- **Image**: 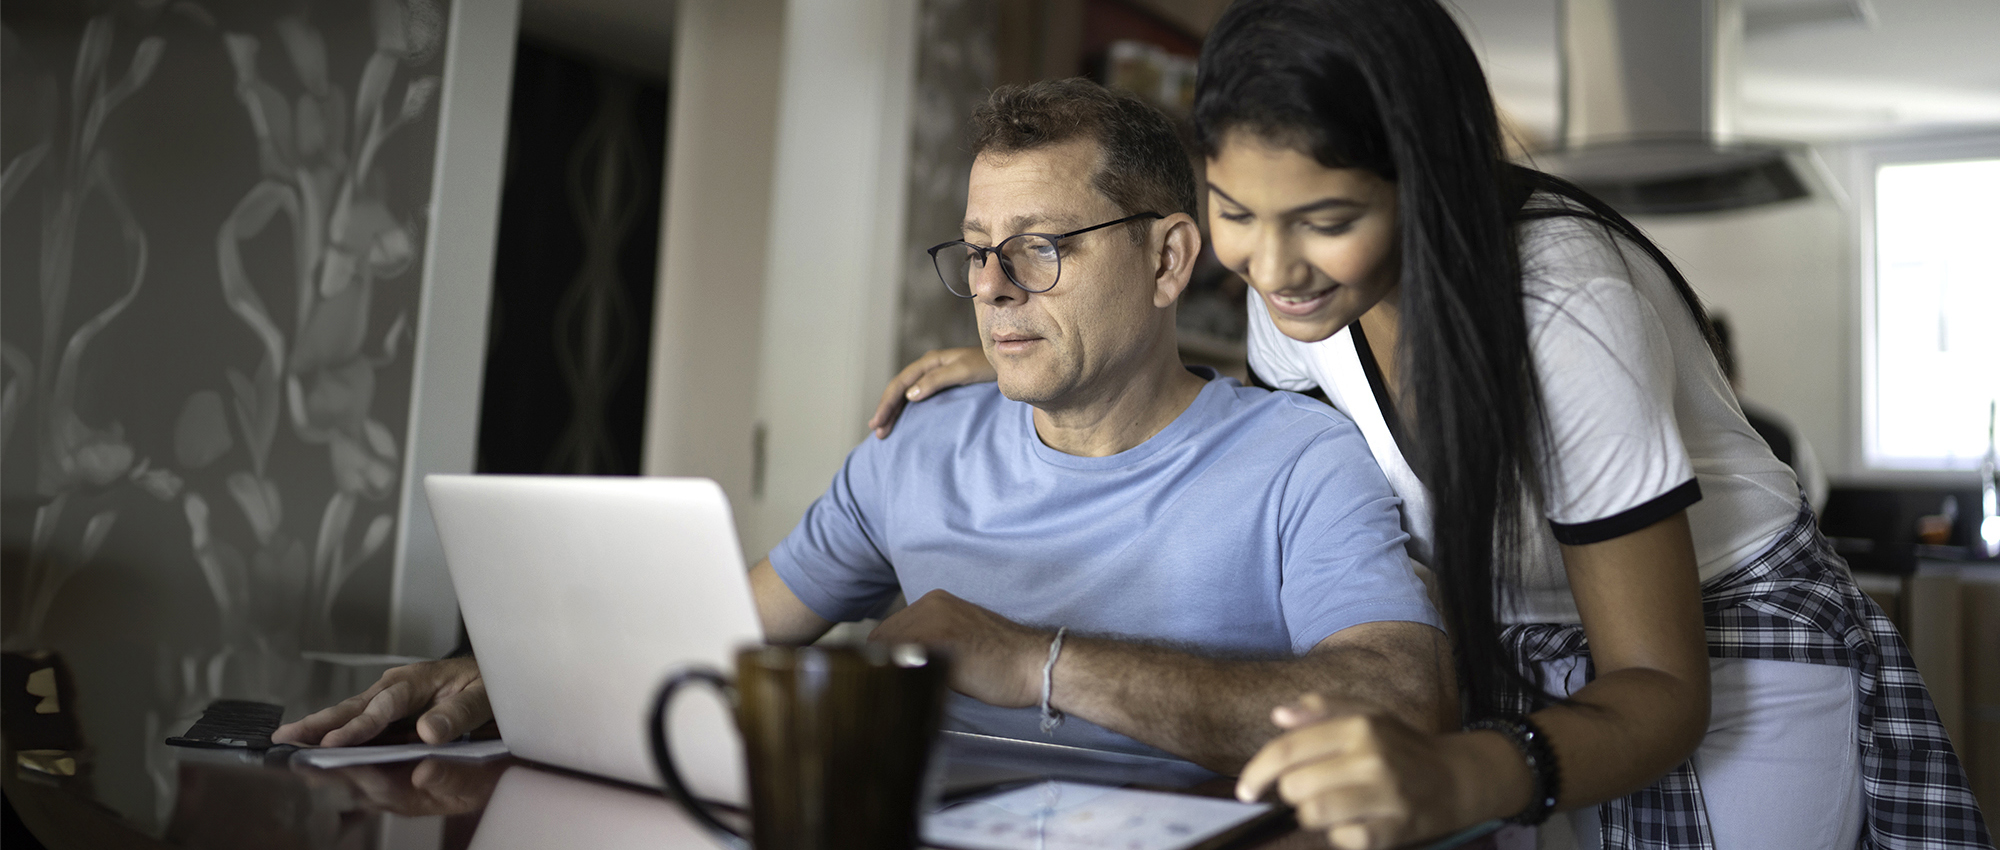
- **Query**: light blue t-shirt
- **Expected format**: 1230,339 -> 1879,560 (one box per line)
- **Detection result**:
769,369 -> 1438,758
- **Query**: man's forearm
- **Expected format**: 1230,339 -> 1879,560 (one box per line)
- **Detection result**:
1048,622 -> 1454,774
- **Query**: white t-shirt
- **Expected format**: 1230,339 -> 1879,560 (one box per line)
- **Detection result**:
1246,199 -> 1802,623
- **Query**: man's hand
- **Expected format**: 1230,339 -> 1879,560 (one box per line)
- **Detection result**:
868,589 -> 1048,708
273,657 -> 490,747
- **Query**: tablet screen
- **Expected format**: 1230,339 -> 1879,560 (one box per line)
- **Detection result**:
922,780 -> 1280,850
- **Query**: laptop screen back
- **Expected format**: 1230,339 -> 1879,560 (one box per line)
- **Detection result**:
425,475 -> 761,802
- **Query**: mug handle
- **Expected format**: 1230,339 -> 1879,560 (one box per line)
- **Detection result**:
649,667 -> 750,850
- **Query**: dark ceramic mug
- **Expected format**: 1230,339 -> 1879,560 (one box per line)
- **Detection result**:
649,644 -> 950,850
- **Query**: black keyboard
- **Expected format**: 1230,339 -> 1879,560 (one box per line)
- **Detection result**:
165,699 -> 285,750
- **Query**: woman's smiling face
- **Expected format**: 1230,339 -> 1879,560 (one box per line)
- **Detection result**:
1205,131 -> 1402,343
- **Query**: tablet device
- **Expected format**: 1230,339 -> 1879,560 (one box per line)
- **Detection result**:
922,780 -> 1286,850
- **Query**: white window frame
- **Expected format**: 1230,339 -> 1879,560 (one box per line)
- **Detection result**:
1850,130 -> 2000,479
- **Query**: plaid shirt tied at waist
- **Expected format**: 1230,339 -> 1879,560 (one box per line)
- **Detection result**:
1489,502 -> 1991,850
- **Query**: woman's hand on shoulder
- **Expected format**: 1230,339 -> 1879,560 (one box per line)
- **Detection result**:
869,347 -> 996,438
1236,694 -> 1495,850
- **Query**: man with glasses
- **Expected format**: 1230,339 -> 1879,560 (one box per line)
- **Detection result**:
279,80 -> 1446,776
757,79 -> 1449,772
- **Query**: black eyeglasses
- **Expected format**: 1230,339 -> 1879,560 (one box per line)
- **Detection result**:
927,212 -> 1163,298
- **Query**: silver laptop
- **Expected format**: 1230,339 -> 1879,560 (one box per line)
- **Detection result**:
425,474 -> 760,803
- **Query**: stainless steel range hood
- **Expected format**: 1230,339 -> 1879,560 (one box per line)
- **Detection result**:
1540,0 -> 1811,214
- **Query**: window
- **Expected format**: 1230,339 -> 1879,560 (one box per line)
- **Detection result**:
1861,145 -> 2000,471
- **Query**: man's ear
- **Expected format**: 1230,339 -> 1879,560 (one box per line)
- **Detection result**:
1150,213 -> 1202,309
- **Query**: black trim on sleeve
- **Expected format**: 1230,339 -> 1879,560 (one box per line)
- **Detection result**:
1548,478 -> 1702,545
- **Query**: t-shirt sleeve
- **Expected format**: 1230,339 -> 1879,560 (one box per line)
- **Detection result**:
767,439 -> 902,623
1528,275 -> 1700,545
1276,413 -> 1443,653
1244,289 -> 1321,393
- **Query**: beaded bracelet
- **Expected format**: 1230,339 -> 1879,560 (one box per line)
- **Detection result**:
1468,715 -> 1561,825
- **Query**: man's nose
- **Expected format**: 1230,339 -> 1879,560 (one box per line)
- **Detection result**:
970,256 -> 1020,306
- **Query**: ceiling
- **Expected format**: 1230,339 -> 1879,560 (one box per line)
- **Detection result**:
1446,0 -> 2000,145
517,0 -> 2000,145
518,0 -> 676,82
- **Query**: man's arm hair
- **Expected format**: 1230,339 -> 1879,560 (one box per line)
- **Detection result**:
1050,620 -> 1455,774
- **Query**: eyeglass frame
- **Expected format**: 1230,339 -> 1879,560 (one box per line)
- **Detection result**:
926,212 -> 1164,299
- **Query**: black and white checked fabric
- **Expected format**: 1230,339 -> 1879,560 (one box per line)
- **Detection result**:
1486,502 -> 1991,849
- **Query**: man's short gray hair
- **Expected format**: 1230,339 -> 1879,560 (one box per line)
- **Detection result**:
971,79 -> 1199,237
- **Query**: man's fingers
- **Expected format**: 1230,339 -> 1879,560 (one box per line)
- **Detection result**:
319,682 -> 417,748
272,708 -> 338,744
274,689 -> 381,745
278,659 -> 484,747
417,682 -> 493,745
866,607 -> 922,646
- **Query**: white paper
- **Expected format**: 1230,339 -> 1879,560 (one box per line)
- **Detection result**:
922,780 -> 1272,850
291,738 -> 511,769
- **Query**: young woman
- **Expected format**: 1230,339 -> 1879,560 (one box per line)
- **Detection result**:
869,1 -> 1988,848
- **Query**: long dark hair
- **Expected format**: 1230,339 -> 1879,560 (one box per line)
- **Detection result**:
1193,0 -> 1712,713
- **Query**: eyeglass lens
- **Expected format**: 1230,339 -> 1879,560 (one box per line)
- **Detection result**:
935,234 -> 1061,297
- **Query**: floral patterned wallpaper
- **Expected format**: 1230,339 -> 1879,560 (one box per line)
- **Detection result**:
2,0 -> 447,824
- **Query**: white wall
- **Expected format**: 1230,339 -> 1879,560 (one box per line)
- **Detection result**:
519,0 -> 677,82
643,0 -> 919,560
1630,156 -> 1857,479
744,0 -> 919,556
1633,137 -> 2000,485
642,0 -> 785,554
393,0 -> 521,656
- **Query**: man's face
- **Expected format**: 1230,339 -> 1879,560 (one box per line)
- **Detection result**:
961,139 -> 1165,408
